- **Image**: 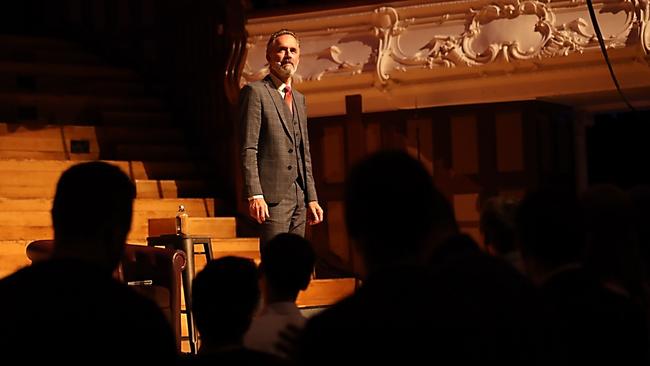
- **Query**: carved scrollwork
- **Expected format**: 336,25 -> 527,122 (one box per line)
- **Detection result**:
393,0 -> 640,68
307,46 -> 364,81
636,0 -> 650,53
241,0 -> 650,91
372,7 -> 410,85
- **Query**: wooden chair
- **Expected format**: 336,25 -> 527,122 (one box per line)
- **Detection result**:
25,240 -> 187,352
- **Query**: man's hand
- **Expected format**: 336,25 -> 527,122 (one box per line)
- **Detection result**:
307,201 -> 324,225
249,197 -> 270,224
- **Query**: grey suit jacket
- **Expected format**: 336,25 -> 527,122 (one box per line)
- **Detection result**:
239,75 -> 318,205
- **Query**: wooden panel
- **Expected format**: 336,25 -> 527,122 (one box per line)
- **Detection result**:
322,126 -> 345,183
450,113 -> 479,174
326,201 -> 349,262
406,118 -> 434,175
345,95 -> 365,167
495,111 -> 524,172
365,122 -> 381,154
147,218 -> 179,236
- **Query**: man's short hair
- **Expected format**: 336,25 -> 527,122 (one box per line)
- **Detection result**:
266,29 -> 300,51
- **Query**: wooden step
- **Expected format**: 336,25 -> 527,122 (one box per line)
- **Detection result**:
0,161 -> 203,184
0,216 -> 241,244
0,159 -> 202,185
0,207 -> 216,227
148,217 -> 237,238
0,159 -> 203,180
0,122 -> 182,144
0,216 -> 228,242
0,197 -> 216,215
0,122 -> 183,159
0,124 -> 98,159
0,178 -> 210,199
0,151 -> 75,160
193,238 -> 261,270
0,239 -> 31,279
0,235 -> 260,278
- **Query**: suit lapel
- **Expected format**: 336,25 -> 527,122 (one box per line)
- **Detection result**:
293,91 -> 307,143
263,76 -> 293,142
294,91 -> 305,126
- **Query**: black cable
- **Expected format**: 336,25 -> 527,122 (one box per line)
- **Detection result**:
585,0 -> 636,112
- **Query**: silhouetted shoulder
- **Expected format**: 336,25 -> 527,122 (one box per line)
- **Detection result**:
181,348 -> 290,366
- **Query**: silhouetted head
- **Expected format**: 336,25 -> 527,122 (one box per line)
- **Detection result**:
516,188 -> 584,277
260,233 -> 316,302
581,184 -> 643,296
192,256 -> 260,351
345,150 -> 457,273
51,161 -> 135,271
629,184 -> 650,282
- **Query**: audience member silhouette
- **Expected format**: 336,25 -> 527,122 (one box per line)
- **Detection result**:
187,256 -> 286,365
581,184 -> 646,302
294,150 -> 540,365
479,195 -> 524,272
0,161 -> 176,363
244,233 -> 316,358
516,188 -> 648,365
628,184 -> 650,351
629,185 -> 650,287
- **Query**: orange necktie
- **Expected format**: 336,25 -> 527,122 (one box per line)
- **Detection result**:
284,85 -> 293,112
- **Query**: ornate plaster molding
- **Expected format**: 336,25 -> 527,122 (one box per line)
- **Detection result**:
242,0 -> 650,114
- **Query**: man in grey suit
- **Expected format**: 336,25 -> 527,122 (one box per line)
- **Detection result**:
240,29 -> 324,246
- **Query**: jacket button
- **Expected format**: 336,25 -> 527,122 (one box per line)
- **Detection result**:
288,149 -> 293,153
287,166 -> 292,170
